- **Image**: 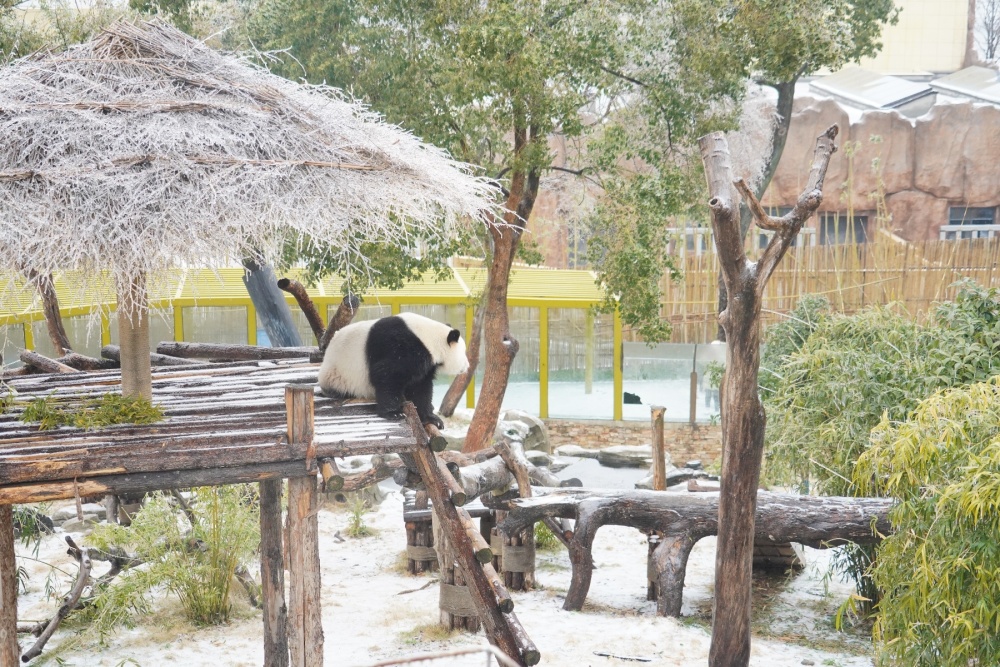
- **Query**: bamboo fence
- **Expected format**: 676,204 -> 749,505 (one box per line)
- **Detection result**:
658,230 -> 1000,343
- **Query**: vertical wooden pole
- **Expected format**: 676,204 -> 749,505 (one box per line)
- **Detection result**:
0,505 -> 20,667
260,479 -> 289,667
285,385 -> 323,667
689,373 -> 698,425
651,406 -> 667,491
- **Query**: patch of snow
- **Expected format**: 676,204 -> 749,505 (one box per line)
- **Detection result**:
15,493 -> 873,666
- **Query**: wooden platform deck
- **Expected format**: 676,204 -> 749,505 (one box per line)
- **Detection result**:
0,360 -> 417,505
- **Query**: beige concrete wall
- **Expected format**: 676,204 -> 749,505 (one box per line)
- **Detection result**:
858,0 -> 969,74
762,98 -> 1000,241
545,419 -> 723,466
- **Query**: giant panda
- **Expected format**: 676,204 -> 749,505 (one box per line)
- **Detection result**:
318,312 -> 469,428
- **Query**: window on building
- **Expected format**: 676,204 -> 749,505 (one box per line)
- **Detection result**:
819,213 -> 868,245
946,207 -> 997,239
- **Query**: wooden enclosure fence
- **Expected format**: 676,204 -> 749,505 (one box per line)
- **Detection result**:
658,232 -> 1000,343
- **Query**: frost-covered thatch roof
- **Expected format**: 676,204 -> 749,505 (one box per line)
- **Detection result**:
0,20 -> 494,313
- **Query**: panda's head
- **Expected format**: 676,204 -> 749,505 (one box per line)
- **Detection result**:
397,312 -> 469,376
440,326 -> 469,375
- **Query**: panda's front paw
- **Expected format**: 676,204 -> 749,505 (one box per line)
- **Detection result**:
379,409 -> 405,421
424,414 -> 445,430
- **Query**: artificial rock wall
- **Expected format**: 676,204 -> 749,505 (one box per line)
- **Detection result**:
763,98 -> 1000,240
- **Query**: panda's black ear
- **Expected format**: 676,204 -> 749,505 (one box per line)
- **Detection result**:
447,329 -> 460,344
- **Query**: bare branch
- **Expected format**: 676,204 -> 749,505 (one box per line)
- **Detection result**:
278,278 -> 325,344
756,125 -> 839,290
734,179 -> 781,231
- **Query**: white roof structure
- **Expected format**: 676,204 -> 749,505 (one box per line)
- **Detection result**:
809,67 -> 936,117
930,66 -> 1000,105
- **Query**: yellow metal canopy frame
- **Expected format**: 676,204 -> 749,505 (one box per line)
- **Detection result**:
0,266 -> 624,419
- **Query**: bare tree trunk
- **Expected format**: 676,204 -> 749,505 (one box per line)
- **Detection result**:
118,273 -> 152,401
0,506 -> 18,666
438,298 -> 485,417
22,270 -> 72,355
463,127 -> 541,451
463,225 -> 520,452
699,125 -> 838,667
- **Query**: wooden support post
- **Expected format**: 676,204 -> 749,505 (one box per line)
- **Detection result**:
651,406 -> 667,491
260,479 -> 289,667
494,439 -> 535,591
0,506 -> 19,667
285,385 -> 324,667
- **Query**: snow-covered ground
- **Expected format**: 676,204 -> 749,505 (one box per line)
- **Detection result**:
16,491 -> 874,667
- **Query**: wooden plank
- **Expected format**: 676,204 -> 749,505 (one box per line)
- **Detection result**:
284,386 -> 323,667
0,460 -> 313,505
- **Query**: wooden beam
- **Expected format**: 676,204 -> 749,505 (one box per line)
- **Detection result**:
101,345 -> 205,367
284,386 -> 323,667
260,478 -> 289,667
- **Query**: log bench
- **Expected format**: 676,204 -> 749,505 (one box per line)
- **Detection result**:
484,487 -> 894,617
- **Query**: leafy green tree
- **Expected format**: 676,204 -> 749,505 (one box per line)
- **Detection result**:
589,0 -> 899,342
856,380 -> 1000,666
250,0 -> 650,449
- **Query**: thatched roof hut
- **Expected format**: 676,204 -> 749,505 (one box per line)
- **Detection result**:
0,20 -> 494,395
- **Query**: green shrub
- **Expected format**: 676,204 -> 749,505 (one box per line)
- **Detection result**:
856,381 -> 1000,666
345,497 -> 374,538
83,486 -> 259,633
533,521 -> 559,551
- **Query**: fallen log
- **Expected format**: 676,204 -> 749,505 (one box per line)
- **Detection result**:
484,487 -> 893,617
101,345 -> 205,367
156,342 -> 317,361
18,350 -> 81,374
56,352 -> 119,371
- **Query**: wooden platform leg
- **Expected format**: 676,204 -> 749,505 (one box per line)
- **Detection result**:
1,505 -> 20,667
260,479 -> 289,667
285,385 -> 324,667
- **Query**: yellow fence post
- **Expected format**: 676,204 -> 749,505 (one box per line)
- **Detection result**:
539,306 -> 549,419
613,308 -> 623,421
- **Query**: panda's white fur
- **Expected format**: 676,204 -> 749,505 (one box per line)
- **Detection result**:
317,318 -> 380,398
396,312 -> 468,374
317,312 -> 468,401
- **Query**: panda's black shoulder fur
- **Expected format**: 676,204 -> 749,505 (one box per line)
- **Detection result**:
363,316 -> 443,425
364,316 -> 436,382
